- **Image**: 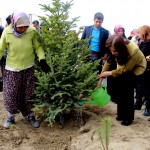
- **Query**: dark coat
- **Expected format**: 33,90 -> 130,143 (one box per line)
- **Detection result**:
140,40 -> 150,70
81,25 -> 109,57
0,25 -> 4,38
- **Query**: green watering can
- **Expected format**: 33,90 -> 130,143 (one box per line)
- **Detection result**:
77,84 -> 110,107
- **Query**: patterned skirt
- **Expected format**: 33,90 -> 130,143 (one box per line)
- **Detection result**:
3,67 -> 35,117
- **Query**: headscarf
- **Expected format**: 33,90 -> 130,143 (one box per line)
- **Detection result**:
11,11 -> 30,37
114,25 -> 126,38
114,25 -> 125,34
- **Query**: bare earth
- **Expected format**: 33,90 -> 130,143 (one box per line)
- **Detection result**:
0,92 -> 150,150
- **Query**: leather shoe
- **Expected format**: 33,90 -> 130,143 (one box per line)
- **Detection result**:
134,104 -> 142,110
134,100 -> 145,110
121,120 -> 132,126
116,117 -> 122,121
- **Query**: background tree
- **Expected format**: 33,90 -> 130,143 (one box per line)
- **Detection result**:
33,0 -> 100,126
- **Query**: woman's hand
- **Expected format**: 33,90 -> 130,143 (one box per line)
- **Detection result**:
97,78 -> 103,87
101,53 -> 109,60
98,71 -> 112,78
146,55 -> 150,62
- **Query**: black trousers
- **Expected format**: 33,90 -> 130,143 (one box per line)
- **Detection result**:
134,74 -> 144,104
111,73 -> 135,121
144,70 -> 150,108
106,57 -> 117,103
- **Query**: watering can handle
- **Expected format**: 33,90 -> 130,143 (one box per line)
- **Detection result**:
101,84 -> 107,90
97,78 -> 103,87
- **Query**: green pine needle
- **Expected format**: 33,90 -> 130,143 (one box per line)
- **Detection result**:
99,116 -> 111,150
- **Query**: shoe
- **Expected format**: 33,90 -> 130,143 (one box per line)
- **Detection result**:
28,116 -> 40,128
148,118 -> 150,121
110,96 -> 118,104
143,108 -> 150,116
116,117 -> 122,121
121,120 -> 132,126
134,102 -> 142,110
3,116 -> 15,128
134,105 -> 142,110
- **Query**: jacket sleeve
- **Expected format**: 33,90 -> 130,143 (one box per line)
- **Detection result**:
81,27 -> 87,39
102,61 -> 112,72
99,28 -> 109,57
140,42 -> 150,57
111,49 -> 146,77
0,30 -> 7,59
32,29 -> 45,61
101,53 -> 116,72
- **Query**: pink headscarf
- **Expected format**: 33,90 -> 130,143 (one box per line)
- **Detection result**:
11,11 -> 30,27
114,25 -> 125,34
11,11 -> 30,37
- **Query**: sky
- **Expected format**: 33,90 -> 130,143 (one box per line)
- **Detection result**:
0,0 -> 149,37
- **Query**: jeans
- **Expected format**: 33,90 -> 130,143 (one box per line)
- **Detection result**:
88,53 -> 99,62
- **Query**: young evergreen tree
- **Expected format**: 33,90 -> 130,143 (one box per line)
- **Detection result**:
33,0 -> 100,126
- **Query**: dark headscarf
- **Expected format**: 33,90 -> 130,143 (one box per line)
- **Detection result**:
6,15 -> 11,25
0,25 -> 4,38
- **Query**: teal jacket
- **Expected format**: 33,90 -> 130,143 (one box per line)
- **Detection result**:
0,25 -> 45,70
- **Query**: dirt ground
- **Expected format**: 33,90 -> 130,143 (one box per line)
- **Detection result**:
0,92 -> 150,150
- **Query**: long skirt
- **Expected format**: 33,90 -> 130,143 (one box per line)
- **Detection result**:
3,67 -> 35,117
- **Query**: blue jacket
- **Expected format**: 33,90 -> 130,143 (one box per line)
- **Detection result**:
81,25 -> 109,57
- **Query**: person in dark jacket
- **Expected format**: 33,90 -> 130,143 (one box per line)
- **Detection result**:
0,25 -> 4,91
32,20 -> 40,31
0,15 -> 11,77
0,25 -> 4,37
138,25 -> 150,116
81,12 -> 109,73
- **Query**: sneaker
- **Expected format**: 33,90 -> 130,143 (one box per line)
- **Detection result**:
3,117 -> 15,128
143,108 -> 150,116
28,116 -> 40,128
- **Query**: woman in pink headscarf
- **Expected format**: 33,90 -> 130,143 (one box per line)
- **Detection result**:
0,11 -> 50,128
114,24 -> 127,38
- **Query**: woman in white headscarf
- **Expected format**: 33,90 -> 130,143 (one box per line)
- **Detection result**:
0,11 -> 50,128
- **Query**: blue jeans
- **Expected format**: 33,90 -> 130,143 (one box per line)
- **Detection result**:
88,53 -> 99,62
88,53 -> 103,73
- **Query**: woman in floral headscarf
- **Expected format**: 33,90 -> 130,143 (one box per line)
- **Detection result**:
0,11 -> 50,128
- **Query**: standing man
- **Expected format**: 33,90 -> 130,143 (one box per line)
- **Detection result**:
32,20 -> 40,31
32,20 -> 43,39
81,12 -> 109,73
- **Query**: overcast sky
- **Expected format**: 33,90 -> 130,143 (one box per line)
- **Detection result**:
0,0 -> 149,37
